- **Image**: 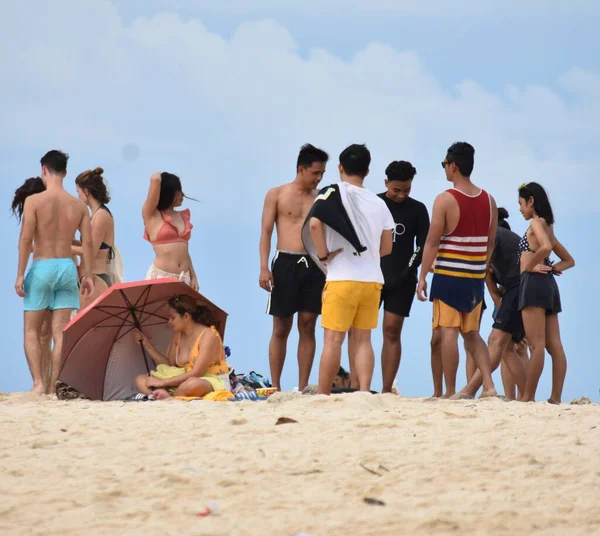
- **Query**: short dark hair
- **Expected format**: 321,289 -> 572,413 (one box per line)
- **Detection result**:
336,366 -> 350,379
76,167 -> 110,204
339,144 -> 370,179
11,177 -> 45,222
518,182 -> 555,225
385,161 -> 417,182
157,172 -> 182,211
446,142 -> 474,177
167,295 -> 215,325
40,150 -> 69,175
497,207 -> 511,230
297,143 -> 329,171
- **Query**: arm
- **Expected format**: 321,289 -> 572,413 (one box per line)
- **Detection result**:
156,330 -> 221,388
79,209 -> 94,280
416,195 -> 447,301
550,237 -> 575,273
309,218 -> 328,259
379,229 -> 393,257
15,198 -> 36,296
487,195 -> 498,268
485,269 -> 503,308
259,188 -> 278,291
404,205 -> 430,278
188,254 -> 198,291
525,219 -> 553,271
142,173 -> 162,222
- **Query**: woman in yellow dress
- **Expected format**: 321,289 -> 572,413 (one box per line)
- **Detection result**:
133,295 -> 229,400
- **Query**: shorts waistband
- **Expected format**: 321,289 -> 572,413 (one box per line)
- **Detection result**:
31,258 -> 75,265
276,250 -> 309,256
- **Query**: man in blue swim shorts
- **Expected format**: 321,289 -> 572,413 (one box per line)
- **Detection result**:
15,150 -> 95,395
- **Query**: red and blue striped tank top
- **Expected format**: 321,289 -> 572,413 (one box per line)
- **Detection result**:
430,188 -> 491,312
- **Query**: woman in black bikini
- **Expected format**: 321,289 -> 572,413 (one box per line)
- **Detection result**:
72,167 -> 115,309
517,182 -> 574,403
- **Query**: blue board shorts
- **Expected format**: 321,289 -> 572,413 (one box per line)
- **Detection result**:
23,258 -> 79,312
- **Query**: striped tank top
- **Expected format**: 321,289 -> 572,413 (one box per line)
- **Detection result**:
430,188 -> 491,313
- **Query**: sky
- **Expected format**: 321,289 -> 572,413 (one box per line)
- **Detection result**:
1,0 -> 598,401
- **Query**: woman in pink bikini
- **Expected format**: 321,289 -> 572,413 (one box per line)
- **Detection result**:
142,172 -> 198,290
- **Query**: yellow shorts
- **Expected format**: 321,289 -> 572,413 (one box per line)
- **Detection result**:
432,299 -> 482,334
321,281 -> 383,332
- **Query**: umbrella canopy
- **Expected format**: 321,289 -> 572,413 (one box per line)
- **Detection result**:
58,279 -> 228,401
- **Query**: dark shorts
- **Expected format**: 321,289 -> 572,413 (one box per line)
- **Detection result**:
518,271 -> 562,315
267,251 -> 325,317
492,286 -> 525,343
380,278 -> 417,318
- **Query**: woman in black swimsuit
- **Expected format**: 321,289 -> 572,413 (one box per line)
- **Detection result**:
517,182 -> 574,403
72,167 -> 116,309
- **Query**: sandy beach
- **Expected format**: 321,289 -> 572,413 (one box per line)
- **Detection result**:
1,391 -> 599,536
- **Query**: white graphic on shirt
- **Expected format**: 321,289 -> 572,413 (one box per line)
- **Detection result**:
393,222 -> 406,242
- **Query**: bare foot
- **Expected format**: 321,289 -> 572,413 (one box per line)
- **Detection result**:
441,392 -> 454,399
547,398 -> 561,405
152,389 -> 172,400
29,383 -> 46,395
432,391 -> 443,398
450,392 -> 474,400
479,388 -> 498,398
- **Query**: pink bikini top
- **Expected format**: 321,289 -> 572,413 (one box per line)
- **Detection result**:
143,209 -> 193,246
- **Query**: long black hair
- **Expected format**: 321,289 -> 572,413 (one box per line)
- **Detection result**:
11,177 -> 45,222
518,182 -> 555,225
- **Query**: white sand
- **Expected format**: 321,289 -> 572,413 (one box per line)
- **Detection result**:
1,391 -> 599,536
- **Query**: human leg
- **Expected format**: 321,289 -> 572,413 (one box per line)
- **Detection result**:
520,307 -> 546,402
269,316 -> 293,391
297,312 -> 318,390
40,310 -> 52,393
430,328 -> 443,397
23,310 -> 48,394
501,360 -> 516,400
48,309 -> 73,394
317,329 -> 346,395
381,311 -> 405,393
545,314 -> 567,404
172,377 -> 214,398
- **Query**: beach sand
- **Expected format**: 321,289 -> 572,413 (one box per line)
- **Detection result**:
1,391 -> 599,536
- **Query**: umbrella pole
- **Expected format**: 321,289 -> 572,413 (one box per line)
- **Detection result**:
130,310 -> 151,376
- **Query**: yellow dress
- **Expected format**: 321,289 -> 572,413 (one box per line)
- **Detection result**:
150,326 -> 229,393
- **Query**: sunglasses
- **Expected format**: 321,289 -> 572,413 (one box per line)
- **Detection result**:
441,161 -> 453,169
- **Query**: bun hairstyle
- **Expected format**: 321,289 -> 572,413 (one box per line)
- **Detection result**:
76,167 -> 111,204
497,207 -> 511,230
168,295 -> 215,326
518,182 -> 555,226
11,177 -> 45,222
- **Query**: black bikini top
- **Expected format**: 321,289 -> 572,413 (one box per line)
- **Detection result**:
518,229 -> 551,267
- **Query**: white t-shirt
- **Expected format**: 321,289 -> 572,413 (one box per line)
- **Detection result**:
325,182 -> 395,283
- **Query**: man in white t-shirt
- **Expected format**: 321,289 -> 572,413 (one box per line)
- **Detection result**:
309,144 -> 395,395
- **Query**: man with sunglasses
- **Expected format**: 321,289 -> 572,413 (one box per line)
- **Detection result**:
416,142 -> 497,398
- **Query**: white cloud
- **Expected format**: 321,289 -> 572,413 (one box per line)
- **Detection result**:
2,0 -> 598,218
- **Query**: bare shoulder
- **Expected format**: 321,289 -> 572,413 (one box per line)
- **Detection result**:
434,191 -> 453,208
264,185 -> 282,202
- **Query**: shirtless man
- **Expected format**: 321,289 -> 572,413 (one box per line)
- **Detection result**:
417,142 -> 497,398
259,143 -> 329,390
15,150 -> 94,395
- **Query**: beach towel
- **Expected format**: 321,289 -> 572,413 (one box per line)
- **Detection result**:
301,183 -> 368,274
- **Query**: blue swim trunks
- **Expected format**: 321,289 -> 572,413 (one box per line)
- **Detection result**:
23,258 -> 79,312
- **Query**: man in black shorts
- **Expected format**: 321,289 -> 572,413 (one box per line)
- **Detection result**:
452,215 -> 527,399
259,144 -> 328,391
377,161 -> 429,393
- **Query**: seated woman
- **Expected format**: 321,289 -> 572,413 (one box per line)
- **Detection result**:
133,295 -> 228,400
142,172 -> 198,290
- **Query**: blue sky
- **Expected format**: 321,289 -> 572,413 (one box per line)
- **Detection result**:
1,0 -> 598,401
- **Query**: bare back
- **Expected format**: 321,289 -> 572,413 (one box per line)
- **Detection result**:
29,190 -> 86,260
273,183 -> 318,252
